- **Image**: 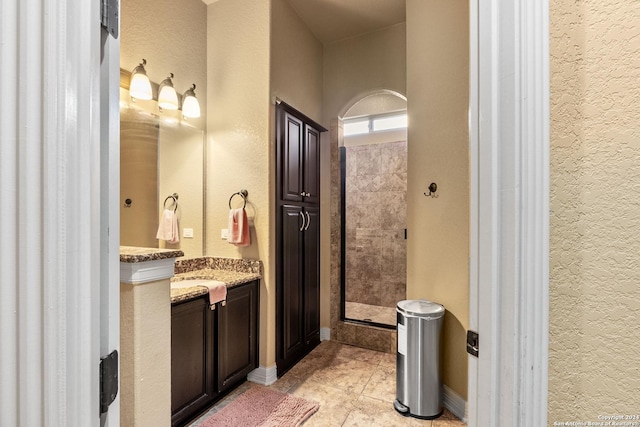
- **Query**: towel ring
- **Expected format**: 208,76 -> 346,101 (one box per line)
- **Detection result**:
229,190 -> 248,209
163,193 -> 179,212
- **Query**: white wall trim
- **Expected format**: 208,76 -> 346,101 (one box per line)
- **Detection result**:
320,327 -> 331,341
120,259 -> 177,285
443,384 -> 467,423
469,0 -> 549,426
247,365 -> 278,386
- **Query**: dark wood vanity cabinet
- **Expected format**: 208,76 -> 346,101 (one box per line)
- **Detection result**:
276,102 -> 326,376
171,280 -> 259,427
171,297 -> 216,427
217,281 -> 259,394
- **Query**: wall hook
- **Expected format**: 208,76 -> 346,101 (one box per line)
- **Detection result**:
424,182 -> 438,197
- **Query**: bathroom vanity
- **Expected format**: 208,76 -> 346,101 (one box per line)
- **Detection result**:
169,258 -> 261,427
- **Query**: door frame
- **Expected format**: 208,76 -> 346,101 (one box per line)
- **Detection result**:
468,0 -> 549,425
100,9 -> 122,427
0,0 -> 120,425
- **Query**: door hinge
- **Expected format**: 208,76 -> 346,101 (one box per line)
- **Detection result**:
100,0 -> 119,39
99,350 -> 119,414
466,330 -> 479,357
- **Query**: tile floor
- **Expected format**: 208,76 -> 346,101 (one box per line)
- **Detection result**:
188,341 -> 466,427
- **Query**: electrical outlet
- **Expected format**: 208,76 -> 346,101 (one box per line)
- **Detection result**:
183,228 -> 194,238
221,229 -> 229,240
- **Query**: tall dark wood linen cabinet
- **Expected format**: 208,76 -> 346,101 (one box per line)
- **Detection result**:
276,101 -> 327,376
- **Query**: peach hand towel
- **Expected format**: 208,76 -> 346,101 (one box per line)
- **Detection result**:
228,208 -> 250,246
205,280 -> 227,309
156,209 -> 179,244
171,279 -> 227,309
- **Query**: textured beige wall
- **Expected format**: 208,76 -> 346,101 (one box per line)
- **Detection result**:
270,0 -> 324,123
206,0 -> 273,366
322,22 -> 407,122
406,0 -> 469,399
120,279 -> 172,426
121,0 -> 207,124
549,0 -> 640,420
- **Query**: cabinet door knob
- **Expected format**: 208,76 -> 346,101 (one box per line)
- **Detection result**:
299,211 -> 306,231
300,192 -> 305,197
305,192 -> 310,197
304,211 -> 311,231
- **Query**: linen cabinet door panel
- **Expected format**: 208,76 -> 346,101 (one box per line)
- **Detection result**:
217,281 -> 259,394
303,125 -> 320,205
303,206 -> 320,345
280,111 -> 304,203
277,205 -> 306,373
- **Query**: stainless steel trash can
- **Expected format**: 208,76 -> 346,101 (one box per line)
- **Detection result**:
394,299 -> 445,419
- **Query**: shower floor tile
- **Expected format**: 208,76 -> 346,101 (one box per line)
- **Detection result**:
345,301 -> 397,326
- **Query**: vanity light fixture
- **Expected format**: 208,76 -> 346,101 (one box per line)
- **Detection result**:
129,59 -> 153,101
181,84 -> 201,119
158,73 -> 179,110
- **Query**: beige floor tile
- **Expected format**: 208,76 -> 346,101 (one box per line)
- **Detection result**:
306,355 -> 377,395
362,363 -> 397,403
379,351 -> 397,368
432,419 -> 467,427
343,395 -> 432,427
330,342 -> 386,365
431,409 -> 466,426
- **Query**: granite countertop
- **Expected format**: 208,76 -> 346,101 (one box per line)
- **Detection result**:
120,246 -> 184,263
170,257 -> 262,304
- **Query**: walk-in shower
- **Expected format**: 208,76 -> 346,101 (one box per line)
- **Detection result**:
340,119 -> 407,328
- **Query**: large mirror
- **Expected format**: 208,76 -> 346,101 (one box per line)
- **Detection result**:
119,86 -> 205,259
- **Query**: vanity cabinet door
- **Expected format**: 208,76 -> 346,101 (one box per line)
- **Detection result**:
217,280 -> 259,394
171,297 -> 217,427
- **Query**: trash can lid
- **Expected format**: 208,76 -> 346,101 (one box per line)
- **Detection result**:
396,300 -> 445,318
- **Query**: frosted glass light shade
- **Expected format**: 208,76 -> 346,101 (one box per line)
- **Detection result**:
158,74 -> 179,110
129,60 -> 152,101
182,84 -> 201,119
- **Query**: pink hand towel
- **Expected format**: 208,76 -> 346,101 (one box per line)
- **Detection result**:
205,280 -> 227,309
171,279 -> 227,309
228,208 -> 250,246
156,209 -> 179,244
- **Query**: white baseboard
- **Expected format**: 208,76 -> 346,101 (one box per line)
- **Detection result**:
320,327 -> 331,341
443,384 -> 467,422
247,365 -> 277,386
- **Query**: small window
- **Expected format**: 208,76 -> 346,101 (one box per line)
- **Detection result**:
372,114 -> 407,132
343,119 -> 370,136
343,112 -> 407,136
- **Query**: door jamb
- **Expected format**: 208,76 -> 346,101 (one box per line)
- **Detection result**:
468,0 -> 550,425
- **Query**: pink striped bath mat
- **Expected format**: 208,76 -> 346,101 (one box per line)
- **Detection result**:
199,386 -> 319,427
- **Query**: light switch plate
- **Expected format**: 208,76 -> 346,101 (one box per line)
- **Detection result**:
221,229 -> 229,239
183,228 -> 194,238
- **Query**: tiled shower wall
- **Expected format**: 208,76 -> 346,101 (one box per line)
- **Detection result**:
344,140 -> 407,308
